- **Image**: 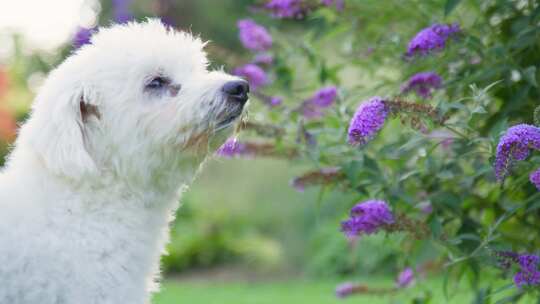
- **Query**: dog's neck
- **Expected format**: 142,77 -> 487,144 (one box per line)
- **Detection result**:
8,141 -> 206,210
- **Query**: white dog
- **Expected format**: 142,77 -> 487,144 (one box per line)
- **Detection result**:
0,19 -> 249,304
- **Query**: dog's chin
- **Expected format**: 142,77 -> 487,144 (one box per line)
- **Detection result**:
215,113 -> 241,131
215,105 -> 244,132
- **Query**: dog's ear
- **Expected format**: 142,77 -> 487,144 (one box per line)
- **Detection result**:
28,86 -> 99,179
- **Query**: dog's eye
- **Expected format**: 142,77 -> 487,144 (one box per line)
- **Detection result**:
146,76 -> 170,89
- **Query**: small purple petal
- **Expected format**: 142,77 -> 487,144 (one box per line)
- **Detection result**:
416,201 -> 433,214
269,96 -> 283,107
396,268 -> 415,288
73,27 -> 95,49
335,282 -> 355,298
216,138 -> 246,158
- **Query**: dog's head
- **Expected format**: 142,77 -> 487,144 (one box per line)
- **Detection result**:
19,20 -> 248,181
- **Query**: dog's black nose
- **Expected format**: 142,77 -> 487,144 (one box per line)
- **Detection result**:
223,80 -> 249,105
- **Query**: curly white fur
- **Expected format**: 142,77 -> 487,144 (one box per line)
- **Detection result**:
0,19 -> 245,304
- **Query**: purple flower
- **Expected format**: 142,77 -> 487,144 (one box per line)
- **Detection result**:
311,86 -> 337,107
237,19 -> 272,52
406,23 -> 460,57
416,201 -> 433,214
495,251 -> 540,288
494,124 -> 540,182
335,282 -> 355,298
530,168 -> 540,190
401,72 -> 443,99
341,200 -> 394,238
348,97 -> 389,146
112,0 -> 133,23
396,268 -> 415,288
269,96 -> 283,107
234,64 -> 268,90
253,53 -> 274,66
321,0 -> 345,10
216,138 -> 247,158
265,0 -> 305,19
514,255 -> 540,288
73,27 -> 95,49
514,270 -> 540,288
302,86 -> 338,119
518,255 -> 540,270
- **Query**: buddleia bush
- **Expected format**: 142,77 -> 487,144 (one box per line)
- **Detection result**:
218,0 -> 540,301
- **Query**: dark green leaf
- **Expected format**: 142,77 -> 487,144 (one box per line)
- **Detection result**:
444,0 -> 462,16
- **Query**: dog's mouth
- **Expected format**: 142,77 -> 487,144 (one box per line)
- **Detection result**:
215,108 -> 243,131
214,91 -> 248,132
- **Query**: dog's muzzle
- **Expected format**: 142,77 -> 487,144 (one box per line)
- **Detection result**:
216,80 -> 249,129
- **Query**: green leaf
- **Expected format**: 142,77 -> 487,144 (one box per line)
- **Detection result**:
444,0 -> 462,16
523,66 -> 538,87
534,105 -> 540,127
429,217 -> 443,239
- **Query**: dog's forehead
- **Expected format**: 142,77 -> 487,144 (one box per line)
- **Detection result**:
87,19 -> 209,76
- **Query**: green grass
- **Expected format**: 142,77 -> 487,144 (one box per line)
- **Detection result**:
153,279 -> 400,304
152,277 -> 526,304
152,275 -> 539,304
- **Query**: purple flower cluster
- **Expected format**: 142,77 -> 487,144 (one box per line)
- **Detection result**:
265,0 -> 305,19
302,86 -> 338,119
496,251 -> 540,288
348,97 -> 389,146
514,254 -> 540,288
335,282 -> 355,298
396,267 -> 415,288
234,64 -> 269,90
112,0 -> 133,23
215,138 -> 247,158
302,86 -> 337,119
406,23 -> 460,57
237,19 -> 273,52
311,86 -> 338,107
341,200 -> 394,238
235,19 -> 274,95
494,124 -> 540,185
530,168 -> 540,190
73,27 -> 95,49
401,72 -> 443,99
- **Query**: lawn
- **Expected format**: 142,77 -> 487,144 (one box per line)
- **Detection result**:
152,275 -> 535,304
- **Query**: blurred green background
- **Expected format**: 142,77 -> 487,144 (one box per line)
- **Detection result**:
1,1 -> 537,303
